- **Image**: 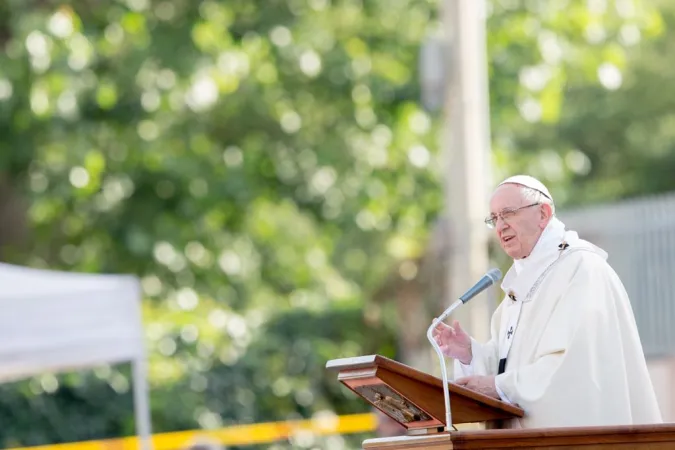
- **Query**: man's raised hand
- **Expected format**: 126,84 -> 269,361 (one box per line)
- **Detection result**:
431,319 -> 472,365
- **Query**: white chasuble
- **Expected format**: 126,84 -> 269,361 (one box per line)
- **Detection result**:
454,218 -> 663,429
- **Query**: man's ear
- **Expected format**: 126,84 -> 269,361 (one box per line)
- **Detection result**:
540,203 -> 554,223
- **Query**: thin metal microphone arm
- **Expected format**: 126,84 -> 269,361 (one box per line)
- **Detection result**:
426,298 -> 463,429
426,267 -> 502,430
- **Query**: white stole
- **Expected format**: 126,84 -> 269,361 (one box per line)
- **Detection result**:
497,217 -> 606,374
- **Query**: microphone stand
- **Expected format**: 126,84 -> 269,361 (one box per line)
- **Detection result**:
426,298 -> 464,430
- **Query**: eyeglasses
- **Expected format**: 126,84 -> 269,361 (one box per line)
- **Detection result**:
484,203 -> 540,229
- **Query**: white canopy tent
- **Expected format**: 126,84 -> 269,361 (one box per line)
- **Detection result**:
0,262 -> 152,449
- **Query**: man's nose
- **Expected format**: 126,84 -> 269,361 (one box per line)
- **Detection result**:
496,217 -> 508,232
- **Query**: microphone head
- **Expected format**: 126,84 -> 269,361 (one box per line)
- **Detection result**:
458,267 -> 504,304
486,268 -> 502,284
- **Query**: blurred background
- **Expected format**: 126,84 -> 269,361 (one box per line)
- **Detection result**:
1,0 -> 674,449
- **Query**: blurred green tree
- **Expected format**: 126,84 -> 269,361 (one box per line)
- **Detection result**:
0,0 -> 439,448
488,0 -> 674,204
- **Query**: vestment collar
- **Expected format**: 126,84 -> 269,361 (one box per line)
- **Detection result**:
500,217 -> 607,303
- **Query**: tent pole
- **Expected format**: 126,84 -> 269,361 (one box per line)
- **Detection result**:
132,358 -> 153,450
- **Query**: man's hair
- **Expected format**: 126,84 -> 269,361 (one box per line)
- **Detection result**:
520,185 -> 555,214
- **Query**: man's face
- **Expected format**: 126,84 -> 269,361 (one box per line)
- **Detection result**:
488,184 -> 550,259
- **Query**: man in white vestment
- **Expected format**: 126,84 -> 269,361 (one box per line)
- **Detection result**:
432,175 -> 663,429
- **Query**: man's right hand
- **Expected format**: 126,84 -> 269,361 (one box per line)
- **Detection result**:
431,319 -> 472,365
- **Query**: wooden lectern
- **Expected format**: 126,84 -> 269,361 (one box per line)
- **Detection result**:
327,354 -> 675,449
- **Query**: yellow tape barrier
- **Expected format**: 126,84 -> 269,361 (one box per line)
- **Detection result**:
10,413 -> 377,450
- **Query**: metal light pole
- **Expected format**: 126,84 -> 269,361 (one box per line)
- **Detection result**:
421,0 -> 493,344
443,0 -> 493,343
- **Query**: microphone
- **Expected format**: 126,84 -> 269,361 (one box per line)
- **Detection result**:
460,268 -> 502,303
435,268 -> 502,324
426,268 -> 503,430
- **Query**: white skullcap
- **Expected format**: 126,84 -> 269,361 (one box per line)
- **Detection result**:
497,175 -> 553,201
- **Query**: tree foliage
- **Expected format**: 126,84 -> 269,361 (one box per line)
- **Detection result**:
0,0 -> 439,447
489,0 -> 673,205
